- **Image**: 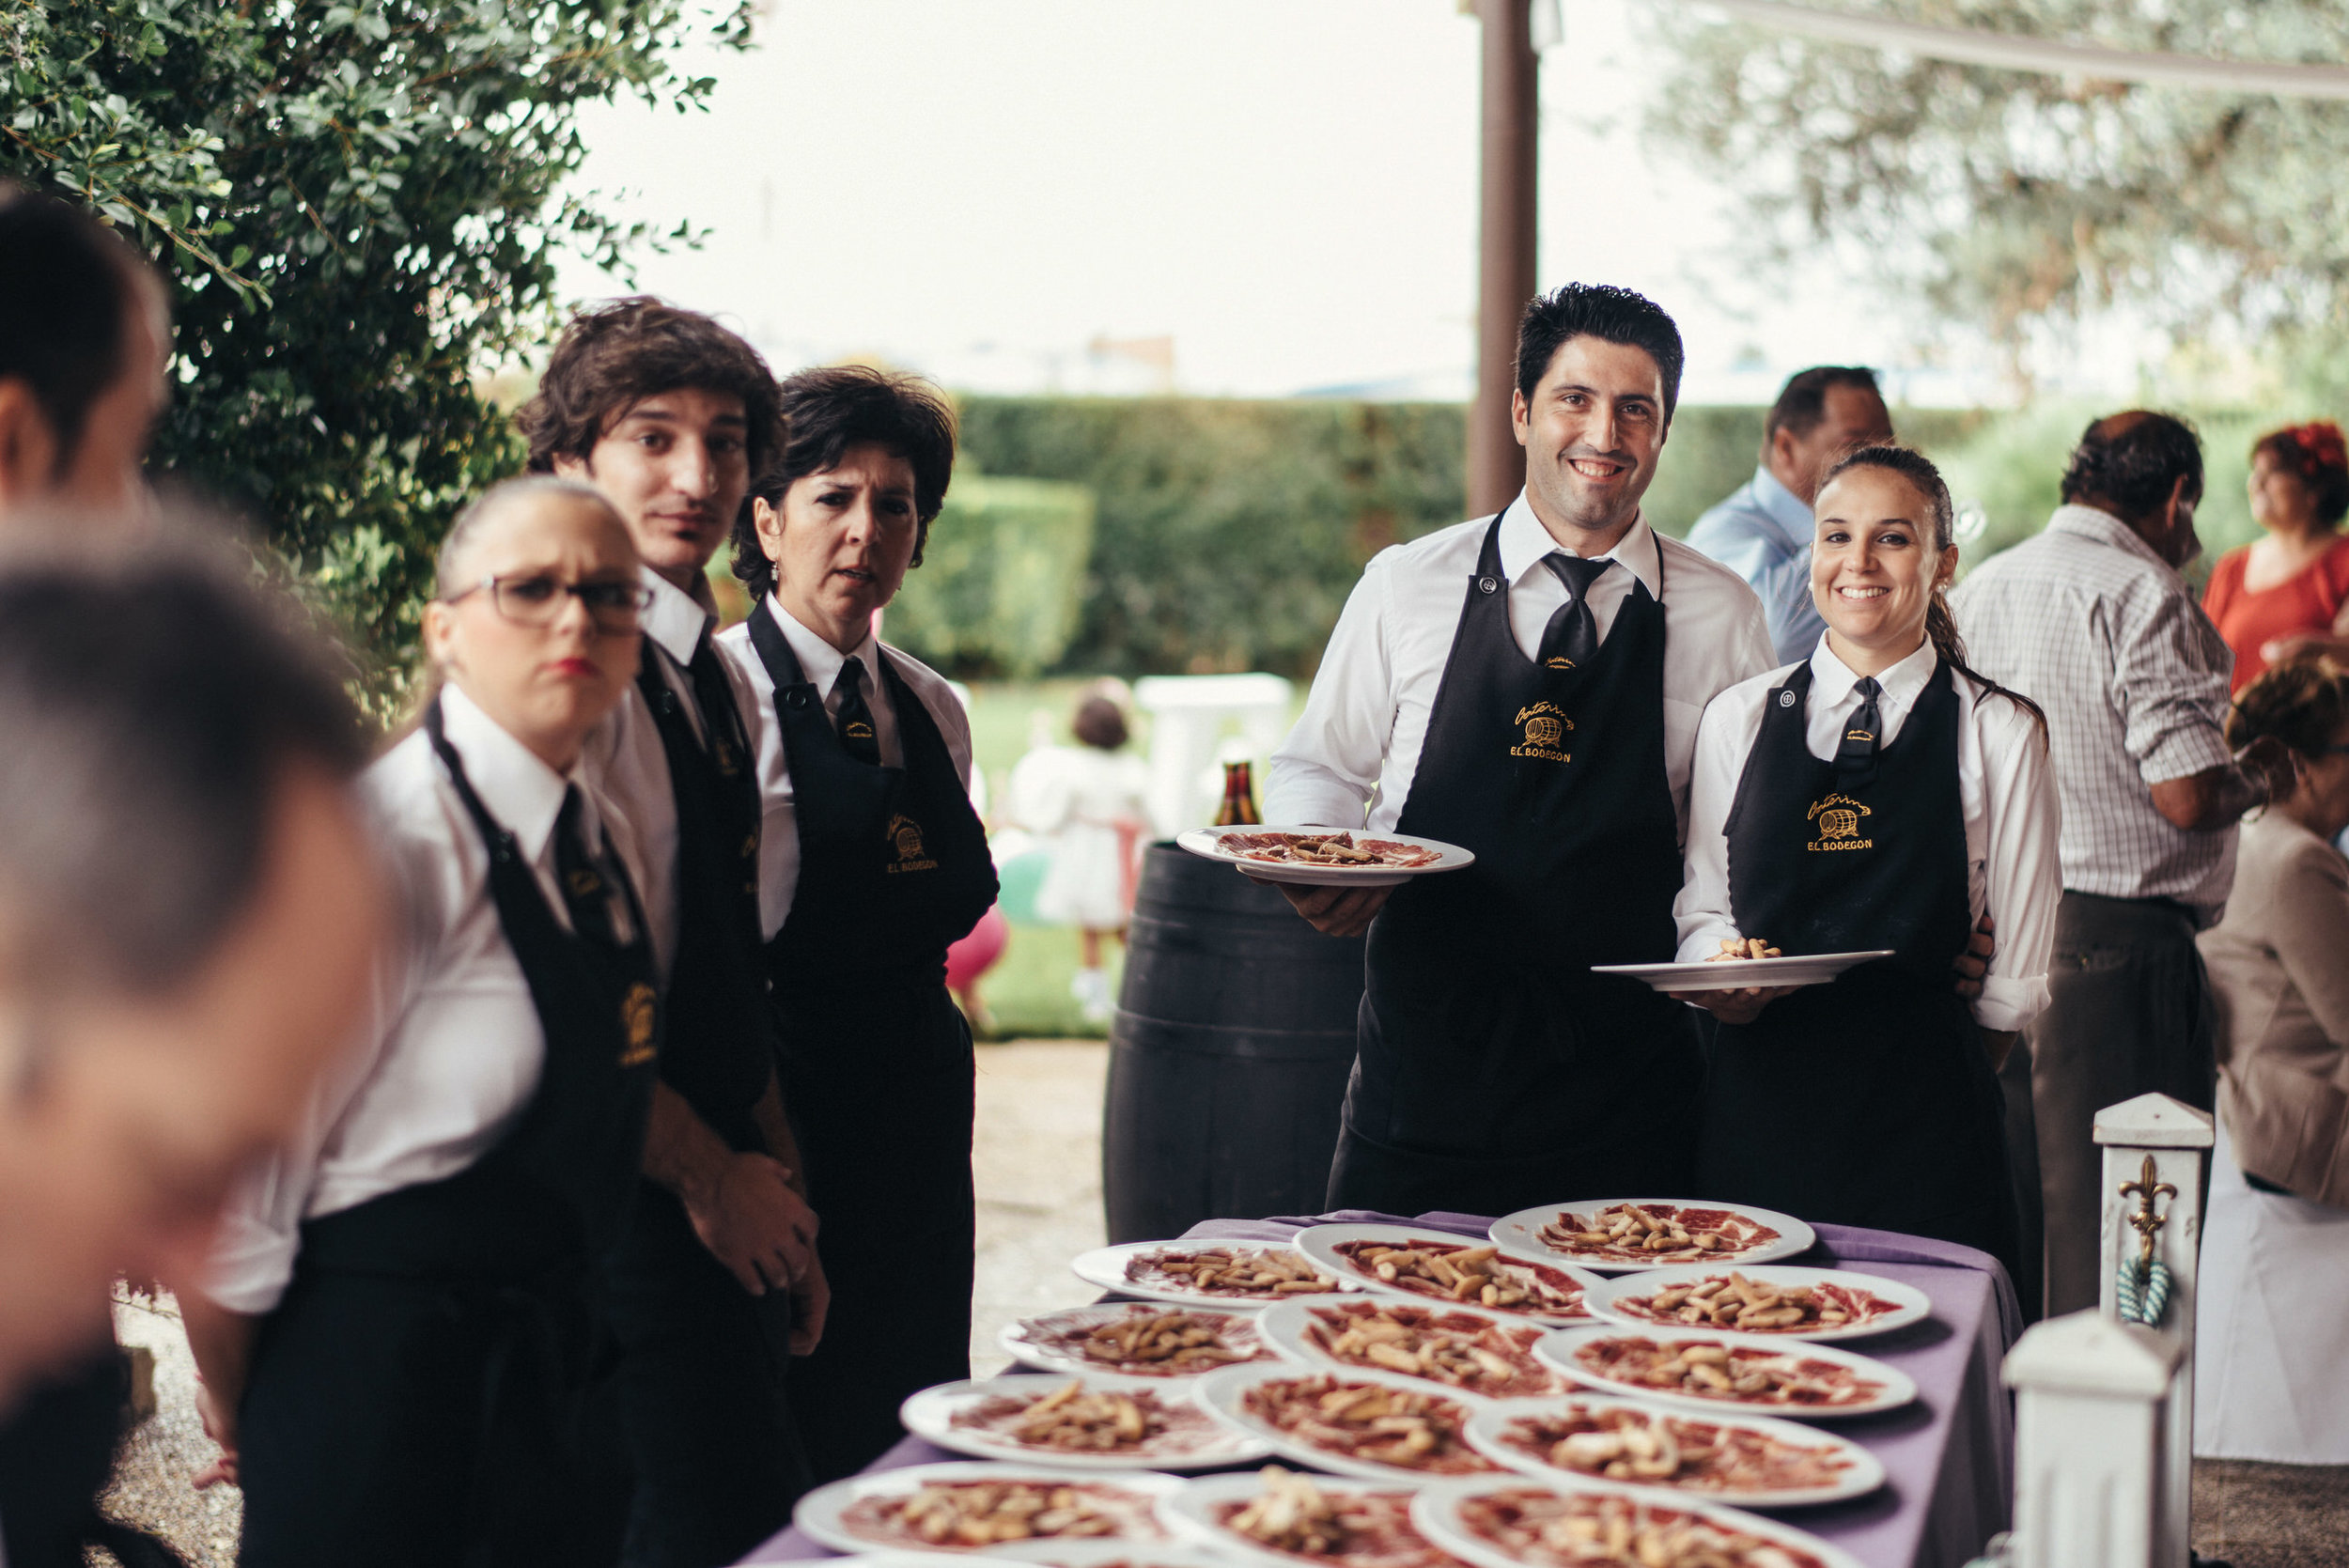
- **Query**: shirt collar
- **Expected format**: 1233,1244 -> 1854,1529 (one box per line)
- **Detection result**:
1749,465 -> 1815,549
767,593 -> 880,699
2046,503 -> 2178,576
1809,632 -> 1938,707
1497,489 -> 1662,598
438,683 -> 581,864
641,565 -> 717,665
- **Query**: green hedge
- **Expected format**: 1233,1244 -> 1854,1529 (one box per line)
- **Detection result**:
886,474 -> 1097,678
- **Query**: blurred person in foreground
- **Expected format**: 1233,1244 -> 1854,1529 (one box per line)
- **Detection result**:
2201,421 -> 2349,694
0,182 -> 193,1568
186,480 -> 666,1563
1951,411 -> 2295,1319
0,534 -> 381,1553
2194,658 -> 2349,1463
1687,366 -> 1895,663
530,297 -> 823,1561
717,365 -> 997,1480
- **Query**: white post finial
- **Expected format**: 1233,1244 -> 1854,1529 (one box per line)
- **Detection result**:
2092,1092 -> 2211,1568
2005,1312 -> 2182,1568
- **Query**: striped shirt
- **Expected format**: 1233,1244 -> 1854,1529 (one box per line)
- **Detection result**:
1949,505 -> 2238,924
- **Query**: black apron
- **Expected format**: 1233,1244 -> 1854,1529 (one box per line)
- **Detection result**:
600,636 -> 810,1568
1329,512 -> 1703,1218
238,698 -> 661,1568
1695,659 -> 2020,1278
745,603 -> 997,1483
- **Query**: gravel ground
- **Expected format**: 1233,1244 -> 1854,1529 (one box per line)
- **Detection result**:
84,1038 -> 2349,1568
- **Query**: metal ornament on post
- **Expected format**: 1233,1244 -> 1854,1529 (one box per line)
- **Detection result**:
2094,1093 -> 2214,1568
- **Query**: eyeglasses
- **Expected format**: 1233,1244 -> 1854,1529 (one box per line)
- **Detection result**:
443,574 -> 653,631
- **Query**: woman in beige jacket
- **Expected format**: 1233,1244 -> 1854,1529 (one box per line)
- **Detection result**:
2195,658 -> 2349,1462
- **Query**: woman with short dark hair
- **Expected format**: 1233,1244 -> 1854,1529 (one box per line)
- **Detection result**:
2195,658 -> 2349,1462
715,365 -> 995,1481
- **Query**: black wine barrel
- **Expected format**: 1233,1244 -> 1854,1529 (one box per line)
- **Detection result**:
1102,843 -> 1367,1242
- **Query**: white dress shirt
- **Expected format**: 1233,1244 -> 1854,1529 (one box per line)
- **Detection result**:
637,565 -> 762,754
1266,494 -> 1777,839
1673,637 -> 2062,1032
714,596 -> 975,939
1951,505 -> 2238,923
203,684 -> 677,1315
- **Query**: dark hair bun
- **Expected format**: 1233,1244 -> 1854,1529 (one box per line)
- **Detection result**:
2227,657 -> 2349,755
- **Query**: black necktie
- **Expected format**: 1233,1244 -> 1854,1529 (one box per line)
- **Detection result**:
1538,554 -> 1614,671
834,656 -> 882,766
1837,676 -> 1883,780
685,631 -> 749,778
554,786 -> 627,950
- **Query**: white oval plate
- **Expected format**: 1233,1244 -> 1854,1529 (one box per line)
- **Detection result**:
1460,1392 -> 1886,1509
1193,1362 -> 1511,1484
1255,1296 -> 1570,1401
1002,1302 -> 1276,1381
792,1461 -> 1186,1555
1159,1469 -> 1462,1568
1073,1240 -> 1355,1308
1411,1474 -> 1865,1568
1590,950 -> 1896,994
1534,1326 -> 1917,1421
1294,1224 -> 1599,1326
1487,1201 -> 1815,1274
1175,826 -> 1474,888
903,1375 -> 1271,1472
1583,1265 -> 1930,1343
986,1541 -> 1240,1568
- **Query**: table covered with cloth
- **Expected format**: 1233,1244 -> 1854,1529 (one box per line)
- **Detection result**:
741,1209 -> 2022,1568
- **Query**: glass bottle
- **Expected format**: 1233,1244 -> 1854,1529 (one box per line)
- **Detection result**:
1214,761 -> 1261,826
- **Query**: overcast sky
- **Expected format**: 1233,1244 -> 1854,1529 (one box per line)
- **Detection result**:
558,0 -> 2080,405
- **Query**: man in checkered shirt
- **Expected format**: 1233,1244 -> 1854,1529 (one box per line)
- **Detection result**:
1952,411 -> 2292,1319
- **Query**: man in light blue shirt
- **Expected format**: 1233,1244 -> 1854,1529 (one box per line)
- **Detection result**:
1686,366 -> 1894,662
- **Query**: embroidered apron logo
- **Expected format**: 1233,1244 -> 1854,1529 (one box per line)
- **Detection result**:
886,813 -> 939,874
1545,655 -> 1574,671
618,981 -> 659,1066
1511,702 -> 1574,763
844,721 -> 876,740
1806,794 -> 1875,852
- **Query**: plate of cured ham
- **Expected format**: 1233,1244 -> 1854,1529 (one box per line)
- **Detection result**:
1590,949 -> 1896,993
903,1375 -> 1272,1471
1072,1240 -> 1352,1307
1160,1467 -> 1482,1568
1194,1365 -> 1511,1483
1296,1224 -> 1599,1325
1534,1327 -> 1917,1421
1256,1297 -> 1570,1402
1460,1394 -> 1885,1508
1175,828 -> 1474,887
1003,1302 -> 1277,1381
1583,1265 -> 1929,1343
792,1462 -> 1185,1554
1487,1201 -> 1813,1273
1412,1476 -> 1864,1568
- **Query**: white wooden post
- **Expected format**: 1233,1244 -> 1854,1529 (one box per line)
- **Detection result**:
2093,1093 -> 2213,1568
2004,1312 -> 2182,1568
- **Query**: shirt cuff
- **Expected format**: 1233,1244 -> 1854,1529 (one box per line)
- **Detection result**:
2137,724 -> 2233,786
202,1215 -> 301,1316
1971,973 -> 2050,1033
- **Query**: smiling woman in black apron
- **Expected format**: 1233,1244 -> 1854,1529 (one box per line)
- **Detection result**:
715,365 -> 996,1482
1676,447 -> 2061,1281
181,478 -> 670,1565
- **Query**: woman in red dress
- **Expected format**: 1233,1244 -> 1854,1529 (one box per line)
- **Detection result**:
2203,421 -> 2349,693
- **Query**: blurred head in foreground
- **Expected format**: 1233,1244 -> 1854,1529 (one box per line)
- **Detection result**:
0,185 -> 170,520
0,527 -> 382,1407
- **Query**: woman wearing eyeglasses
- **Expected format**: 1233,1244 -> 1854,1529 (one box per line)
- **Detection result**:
184,477 -> 672,1565
1673,447 -> 2060,1282
714,366 -> 997,1482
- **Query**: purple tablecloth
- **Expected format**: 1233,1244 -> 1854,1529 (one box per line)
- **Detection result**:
742,1210 -> 2019,1568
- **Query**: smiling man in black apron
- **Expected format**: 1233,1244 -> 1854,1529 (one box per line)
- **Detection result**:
1265,285 -> 1776,1218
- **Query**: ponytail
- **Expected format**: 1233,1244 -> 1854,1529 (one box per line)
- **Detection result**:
1824,443 -> 2049,744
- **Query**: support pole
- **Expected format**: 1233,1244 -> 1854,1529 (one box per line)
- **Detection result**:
1470,0 -> 1537,519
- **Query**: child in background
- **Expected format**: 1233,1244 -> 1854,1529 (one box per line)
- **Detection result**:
1032,691 -> 1152,1023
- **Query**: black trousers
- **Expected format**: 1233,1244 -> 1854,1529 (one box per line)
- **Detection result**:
601,1184 -> 810,1567
0,1341 -> 123,1568
2020,892 -> 2217,1319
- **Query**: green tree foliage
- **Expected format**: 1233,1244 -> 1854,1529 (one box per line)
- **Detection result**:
3,0 -> 748,717
1649,3 -> 2349,362
887,474 -> 1097,680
